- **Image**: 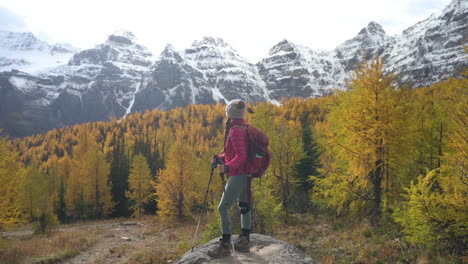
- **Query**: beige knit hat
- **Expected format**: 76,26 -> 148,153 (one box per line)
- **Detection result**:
225,99 -> 246,119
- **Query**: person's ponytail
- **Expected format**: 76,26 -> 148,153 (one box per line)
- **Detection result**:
222,118 -> 231,153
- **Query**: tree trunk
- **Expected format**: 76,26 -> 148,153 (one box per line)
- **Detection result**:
177,192 -> 184,220
438,122 -> 443,168
95,164 -> 100,219
370,157 -> 383,227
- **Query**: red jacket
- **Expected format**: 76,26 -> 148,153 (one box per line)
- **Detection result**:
224,119 -> 248,176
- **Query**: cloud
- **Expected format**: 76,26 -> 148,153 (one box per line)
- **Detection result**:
406,0 -> 452,15
0,0 -> 453,62
0,5 -> 27,32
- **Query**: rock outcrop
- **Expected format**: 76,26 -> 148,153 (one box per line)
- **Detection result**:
175,234 -> 317,264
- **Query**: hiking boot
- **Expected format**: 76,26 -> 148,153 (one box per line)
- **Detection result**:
207,238 -> 231,258
234,235 -> 250,252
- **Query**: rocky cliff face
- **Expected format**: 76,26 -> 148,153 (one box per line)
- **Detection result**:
184,37 -> 269,103
0,70 -> 63,137
258,40 -> 345,100
49,31 -> 153,125
133,44 -> 214,112
0,0 -> 466,137
382,0 -> 468,86
335,21 -> 388,73
133,37 -> 269,112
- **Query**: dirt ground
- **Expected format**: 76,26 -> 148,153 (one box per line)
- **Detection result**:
2,218 -> 192,264
61,221 -> 147,264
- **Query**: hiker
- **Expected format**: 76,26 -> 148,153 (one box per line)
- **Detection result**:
208,99 -> 252,258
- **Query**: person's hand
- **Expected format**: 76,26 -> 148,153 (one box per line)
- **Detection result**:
218,164 -> 229,174
212,154 -> 219,165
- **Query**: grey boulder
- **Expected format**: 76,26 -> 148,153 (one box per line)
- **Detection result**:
175,234 -> 317,264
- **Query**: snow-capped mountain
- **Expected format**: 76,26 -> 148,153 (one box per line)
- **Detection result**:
48,31 -> 154,125
0,0 -> 466,137
259,0 -> 467,98
111,36 -> 271,114
132,43 -> 214,112
0,31 -> 79,75
183,37 -> 270,103
0,31 -> 49,51
335,21 -> 388,72
383,0 -> 468,86
258,40 -> 346,100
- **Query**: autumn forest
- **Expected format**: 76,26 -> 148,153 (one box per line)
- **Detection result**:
0,58 -> 466,256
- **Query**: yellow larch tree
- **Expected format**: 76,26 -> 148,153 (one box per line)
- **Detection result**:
127,154 -> 153,217
153,136 -> 199,220
66,125 -> 94,219
0,136 -> 25,230
20,163 -> 59,233
269,116 -> 305,212
314,56 -> 412,226
395,71 -> 468,250
83,147 -> 114,218
66,124 -> 113,219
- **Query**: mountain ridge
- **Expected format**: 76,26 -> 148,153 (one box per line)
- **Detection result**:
0,0 -> 466,137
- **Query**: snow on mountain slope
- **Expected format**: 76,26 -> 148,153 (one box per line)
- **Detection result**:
184,37 -> 270,103
130,37 -> 272,113
335,21 -> 389,72
383,0 -> 468,86
259,0 -> 466,100
258,40 -> 345,100
0,31 -> 78,75
132,44 -> 212,112
0,31 -> 49,51
46,31 -> 154,119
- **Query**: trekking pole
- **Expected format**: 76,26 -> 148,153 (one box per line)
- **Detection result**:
220,172 -> 226,187
191,156 -> 218,252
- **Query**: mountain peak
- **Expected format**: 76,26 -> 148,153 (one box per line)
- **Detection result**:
269,39 -> 296,55
444,0 -> 468,12
0,30 -> 49,51
358,21 -> 386,36
112,30 -> 137,40
192,36 -> 228,47
278,39 -> 294,45
163,43 -> 175,52
159,44 -> 182,62
106,31 -> 137,45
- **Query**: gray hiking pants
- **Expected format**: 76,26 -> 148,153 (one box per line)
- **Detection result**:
218,174 -> 252,235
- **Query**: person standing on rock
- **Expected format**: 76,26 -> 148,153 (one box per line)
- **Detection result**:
208,99 -> 252,258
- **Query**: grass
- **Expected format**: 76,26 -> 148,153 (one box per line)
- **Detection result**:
122,217 -> 200,264
274,213 -> 466,264
0,229 -> 98,264
0,216 -> 206,264
4,214 -> 463,264
91,244 -> 135,264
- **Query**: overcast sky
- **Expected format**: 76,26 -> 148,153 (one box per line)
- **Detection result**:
0,0 -> 452,62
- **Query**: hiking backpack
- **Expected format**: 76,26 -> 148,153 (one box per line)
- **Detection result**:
234,124 -> 271,178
